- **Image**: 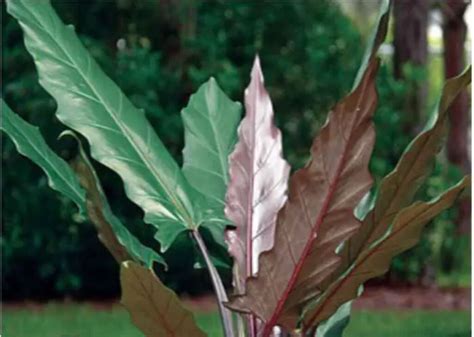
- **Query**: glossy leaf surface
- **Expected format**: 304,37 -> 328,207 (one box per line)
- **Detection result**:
307,65 -> 472,334
1,100 -> 165,268
307,1 -> 391,333
225,56 -> 290,291
1,99 -> 85,213
314,300 -> 352,337
7,0 -> 200,251
182,77 -> 242,212
302,177 -> 470,327
121,261 -> 207,337
227,59 -> 380,335
338,66 -> 472,274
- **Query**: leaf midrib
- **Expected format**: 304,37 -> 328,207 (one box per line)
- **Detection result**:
246,83 -> 258,279
262,72 -> 371,336
361,111 -> 446,253
23,5 -> 193,226
305,183 -> 464,327
369,74 -> 470,236
131,267 -> 177,337
196,95 -> 229,185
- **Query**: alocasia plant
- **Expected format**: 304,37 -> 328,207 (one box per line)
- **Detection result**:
3,1 -> 471,337
224,56 -> 290,336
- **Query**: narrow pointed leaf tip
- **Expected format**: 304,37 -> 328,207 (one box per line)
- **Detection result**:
338,65 -> 472,274
120,261 -> 207,337
302,176 -> 470,328
227,58 -> 380,335
6,0 -> 203,252
352,0 -> 391,90
225,56 -> 290,292
301,65 -> 472,331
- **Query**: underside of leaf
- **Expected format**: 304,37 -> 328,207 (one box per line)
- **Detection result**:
120,261 -> 207,337
335,66 -> 472,280
227,58 -> 380,335
302,176 -> 470,328
225,56 -> 290,292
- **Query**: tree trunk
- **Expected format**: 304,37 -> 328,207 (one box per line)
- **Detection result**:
442,0 -> 471,235
393,0 -> 429,134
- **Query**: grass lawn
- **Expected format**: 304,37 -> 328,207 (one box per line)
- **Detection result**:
2,303 -> 470,337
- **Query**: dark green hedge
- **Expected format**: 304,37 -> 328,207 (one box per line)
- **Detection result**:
2,0 -> 466,300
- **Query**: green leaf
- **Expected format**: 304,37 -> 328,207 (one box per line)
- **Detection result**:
154,223 -> 187,252
1,99 -> 85,213
314,300 -> 352,337
65,131 -> 166,268
7,0 -> 202,250
182,77 -> 242,212
0,101 -> 164,268
313,285 -> 362,337
181,78 -> 242,247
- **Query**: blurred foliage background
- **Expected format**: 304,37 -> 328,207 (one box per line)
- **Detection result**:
1,0 -> 470,300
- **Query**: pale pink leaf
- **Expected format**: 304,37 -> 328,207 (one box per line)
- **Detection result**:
225,56 -> 290,291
